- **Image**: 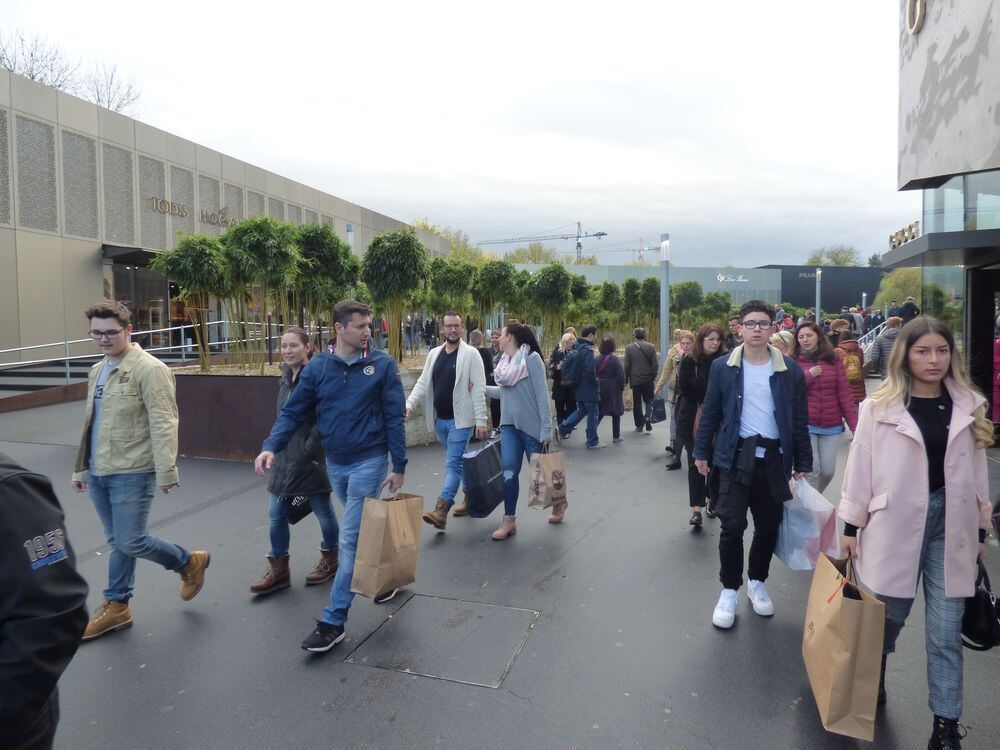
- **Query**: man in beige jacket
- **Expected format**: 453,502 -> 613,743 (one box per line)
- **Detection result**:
71,300 -> 210,641
405,311 -> 488,530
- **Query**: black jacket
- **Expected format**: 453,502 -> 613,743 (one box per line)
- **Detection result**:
899,301 -> 920,323
675,352 -> 724,442
0,453 -> 88,737
478,346 -> 495,386
266,364 -> 332,497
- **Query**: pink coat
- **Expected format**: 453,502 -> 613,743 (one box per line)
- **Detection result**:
838,379 -> 991,598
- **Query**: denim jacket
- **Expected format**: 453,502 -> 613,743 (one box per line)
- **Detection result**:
693,344 -> 812,478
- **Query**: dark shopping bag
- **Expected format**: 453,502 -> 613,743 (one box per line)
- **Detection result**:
962,559 -> 1000,651
350,492 -> 423,598
462,439 -> 504,518
802,553 -> 885,741
284,495 -> 313,525
647,397 -> 667,424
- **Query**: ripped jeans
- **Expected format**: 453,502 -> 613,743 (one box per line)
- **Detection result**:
500,425 -> 543,515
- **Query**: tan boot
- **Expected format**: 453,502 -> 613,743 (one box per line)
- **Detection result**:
305,549 -> 338,586
250,554 -> 291,595
179,550 -> 211,601
491,515 -> 517,540
422,499 -> 451,530
82,599 -> 133,641
451,494 -> 471,517
548,500 -> 568,524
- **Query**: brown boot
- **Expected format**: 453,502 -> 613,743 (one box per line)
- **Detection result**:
491,515 -> 517,540
82,599 -> 133,641
305,549 -> 338,586
451,494 -> 471,517
422,499 -> 451,530
179,550 -> 211,601
548,500 -> 568,524
250,554 -> 291,595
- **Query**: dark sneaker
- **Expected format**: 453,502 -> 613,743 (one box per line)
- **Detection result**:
374,588 -> 399,604
635,426 -> 644,433
665,459 -> 682,470
301,621 -> 345,652
705,501 -> 717,519
689,510 -> 703,526
645,421 -> 653,432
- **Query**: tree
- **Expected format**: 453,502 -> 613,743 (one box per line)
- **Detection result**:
868,252 -> 883,267
361,228 -> 430,362
79,64 -> 140,116
529,263 -> 573,344
621,278 -> 641,320
805,245 -> 861,267
669,281 -> 703,314
472,259 -> 517,324
599,281 -> 621,311
506,242 -> 560,264
295,223 -> 358,328
429,257 -> 476,315
573,255 -> 599,265
873,267 -> 921,311
639,277 -> 661,344
412,218 -> 487,266
150,235 -> 226,372
570,274 -> 590,303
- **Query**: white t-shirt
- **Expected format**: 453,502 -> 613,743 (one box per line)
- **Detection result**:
88,362 -> 117,472
739,359 -> 779,447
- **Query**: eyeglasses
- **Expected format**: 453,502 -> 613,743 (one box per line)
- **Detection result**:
741,320 -> 770,330
442,324 -> 463,330
89,329 -> 125,340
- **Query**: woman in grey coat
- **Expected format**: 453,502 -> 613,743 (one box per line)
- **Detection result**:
867,316 -> 903,380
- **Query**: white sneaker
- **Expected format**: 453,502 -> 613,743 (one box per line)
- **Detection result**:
712,589 -> 739,629
747,580 -> 774,617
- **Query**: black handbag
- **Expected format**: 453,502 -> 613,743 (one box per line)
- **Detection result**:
462,439 -> 504,518
962,559 -> 1000,651
647,397 -> 668,424
285,495 -> 313,525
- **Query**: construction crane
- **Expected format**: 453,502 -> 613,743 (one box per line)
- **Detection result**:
477,221 -> 607,261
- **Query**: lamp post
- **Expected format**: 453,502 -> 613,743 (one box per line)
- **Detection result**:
815,268 -> 822,322
660,233 -> 670,362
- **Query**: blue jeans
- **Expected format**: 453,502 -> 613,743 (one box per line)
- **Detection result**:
267,493 -> 339,557
434,418 -> 473,503
500,425 -> 543,515
322,454 -> 388,626
559,400 -> 599,446
876,489 -> 965,719
88,472 -> 189,602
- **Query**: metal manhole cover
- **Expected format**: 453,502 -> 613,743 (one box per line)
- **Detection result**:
345,594 -> 540,688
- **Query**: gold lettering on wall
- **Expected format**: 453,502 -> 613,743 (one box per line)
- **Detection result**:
149,197 -> 187,217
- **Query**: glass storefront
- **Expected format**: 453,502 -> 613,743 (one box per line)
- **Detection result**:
921,265 -> 965,355
112,263 -> 169,348
922,169 -> 1000,232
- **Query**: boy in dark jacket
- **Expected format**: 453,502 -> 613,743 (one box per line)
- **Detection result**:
557,325 -> 604,448
694,301 -> 811,630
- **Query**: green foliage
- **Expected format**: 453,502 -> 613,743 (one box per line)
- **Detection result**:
867,252 -> 883,267
669,280 -> 703,314
599,280 -> 621,311
506,242 -> 560,264
701,291 -> 732,317
361,228 -> 430,361
412,218 -> 488,266
805,245 -> 861,267
621,278 -> 641,317
472,260 -> 517,319
429,257 -> 476,314
570,274 -> 590,302
639,277 -> 660,313
531,263 -> 573,314
873,267 -> 921,310
295,223 -> 359,315
573,255 -> 599,265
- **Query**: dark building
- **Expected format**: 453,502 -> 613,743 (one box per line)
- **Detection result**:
757,265 -> 888,313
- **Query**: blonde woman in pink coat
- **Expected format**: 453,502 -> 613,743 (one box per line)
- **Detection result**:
838,317 -> 993,750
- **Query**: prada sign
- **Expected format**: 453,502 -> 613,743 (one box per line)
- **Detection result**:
149,197 -> 238,228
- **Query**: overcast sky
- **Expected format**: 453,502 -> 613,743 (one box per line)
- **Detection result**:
5,1 -> 918,267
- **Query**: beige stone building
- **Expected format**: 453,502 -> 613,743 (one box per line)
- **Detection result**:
0,70 -> 447,363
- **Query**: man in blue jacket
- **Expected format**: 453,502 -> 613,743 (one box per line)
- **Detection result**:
557,324 -> 604,449
255,300 -> 407,653
694,300 -> 811,630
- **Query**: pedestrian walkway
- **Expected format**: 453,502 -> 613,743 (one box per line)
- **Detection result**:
1,402 -> 997,749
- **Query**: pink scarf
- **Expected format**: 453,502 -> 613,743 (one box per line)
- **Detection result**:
494,344 -> 531,386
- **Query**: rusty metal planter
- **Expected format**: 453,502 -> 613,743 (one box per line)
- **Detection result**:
176,374 -> 279,461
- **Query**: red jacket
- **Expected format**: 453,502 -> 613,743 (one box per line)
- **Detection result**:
796,353 -> 858,432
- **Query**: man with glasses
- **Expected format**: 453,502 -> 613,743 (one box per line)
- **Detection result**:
405,311 -> 489,529
725,315 -> 742,351
72,300 -> 210,642
694,300 -> 811,629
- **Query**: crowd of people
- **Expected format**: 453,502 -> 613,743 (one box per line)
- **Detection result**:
3,291 -> 993,750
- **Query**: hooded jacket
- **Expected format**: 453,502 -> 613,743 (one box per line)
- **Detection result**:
569,338 -> 600,403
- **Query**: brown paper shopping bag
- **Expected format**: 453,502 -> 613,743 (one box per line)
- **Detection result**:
801,553 -> 885,741
623,388 -> 634,411
350,493 -> 423,599
528,449 -> 568,510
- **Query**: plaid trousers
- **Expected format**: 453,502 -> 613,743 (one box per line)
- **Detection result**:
877,488 -> 965,720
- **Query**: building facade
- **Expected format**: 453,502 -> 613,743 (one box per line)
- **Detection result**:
0,70 -> 448,363
886,0 -> 1000,416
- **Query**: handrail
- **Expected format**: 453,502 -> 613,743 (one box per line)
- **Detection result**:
858,322 -> 886,350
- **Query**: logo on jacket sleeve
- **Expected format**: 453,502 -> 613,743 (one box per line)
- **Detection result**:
22,528 -> 68,570
363,365 -> 375,376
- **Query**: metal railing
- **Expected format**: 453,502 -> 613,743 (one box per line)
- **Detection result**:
857,322 -> 886,355
0,320 -> 322,384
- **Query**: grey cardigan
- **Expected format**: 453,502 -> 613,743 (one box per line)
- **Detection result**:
484,351 -> 553,442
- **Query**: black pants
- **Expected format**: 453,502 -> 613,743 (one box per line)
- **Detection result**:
553,394 -> 575,425
680,435 -> 707,508
716,456 -> 783,589
631,382 -> 655,428
489,397 -> 501,430
6,690 -> 59,750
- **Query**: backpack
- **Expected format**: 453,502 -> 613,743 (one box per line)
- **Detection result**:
560,347 -> 582,387
841,351 -> 862,382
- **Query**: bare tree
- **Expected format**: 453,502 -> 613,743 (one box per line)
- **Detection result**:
80,64 -> 141,116
0,30 -> 78,90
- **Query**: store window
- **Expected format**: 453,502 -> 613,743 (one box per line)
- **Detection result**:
922,265 -> 965,355
922,175 -> 963,233
965,170 -> 1000,231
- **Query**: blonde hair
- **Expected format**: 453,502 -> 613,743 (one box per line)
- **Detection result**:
559,332 -> 576,351
871,317 -> 994,447
675,329 -> 694,344
770,330 -> 794,350
885,316 -> 903,328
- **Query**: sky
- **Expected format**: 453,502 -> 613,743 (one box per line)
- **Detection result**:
3,0 -> 919,267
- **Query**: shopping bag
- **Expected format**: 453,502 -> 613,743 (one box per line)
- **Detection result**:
775,479 -> 841,570
462,440 -> 504,518
284,495 -> 313,525
528,448 -> 568,510
350,492 -> 423,599
647,397 -> 668,424
623,388 -> 634,411
802,553 -> 885,741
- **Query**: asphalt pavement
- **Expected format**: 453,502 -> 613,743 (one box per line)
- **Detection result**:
1,400 -> 998,750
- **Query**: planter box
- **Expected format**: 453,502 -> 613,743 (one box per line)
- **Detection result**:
176,367 -> 437,462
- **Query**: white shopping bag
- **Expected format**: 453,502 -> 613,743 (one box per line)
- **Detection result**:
775,478 -> 841,571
